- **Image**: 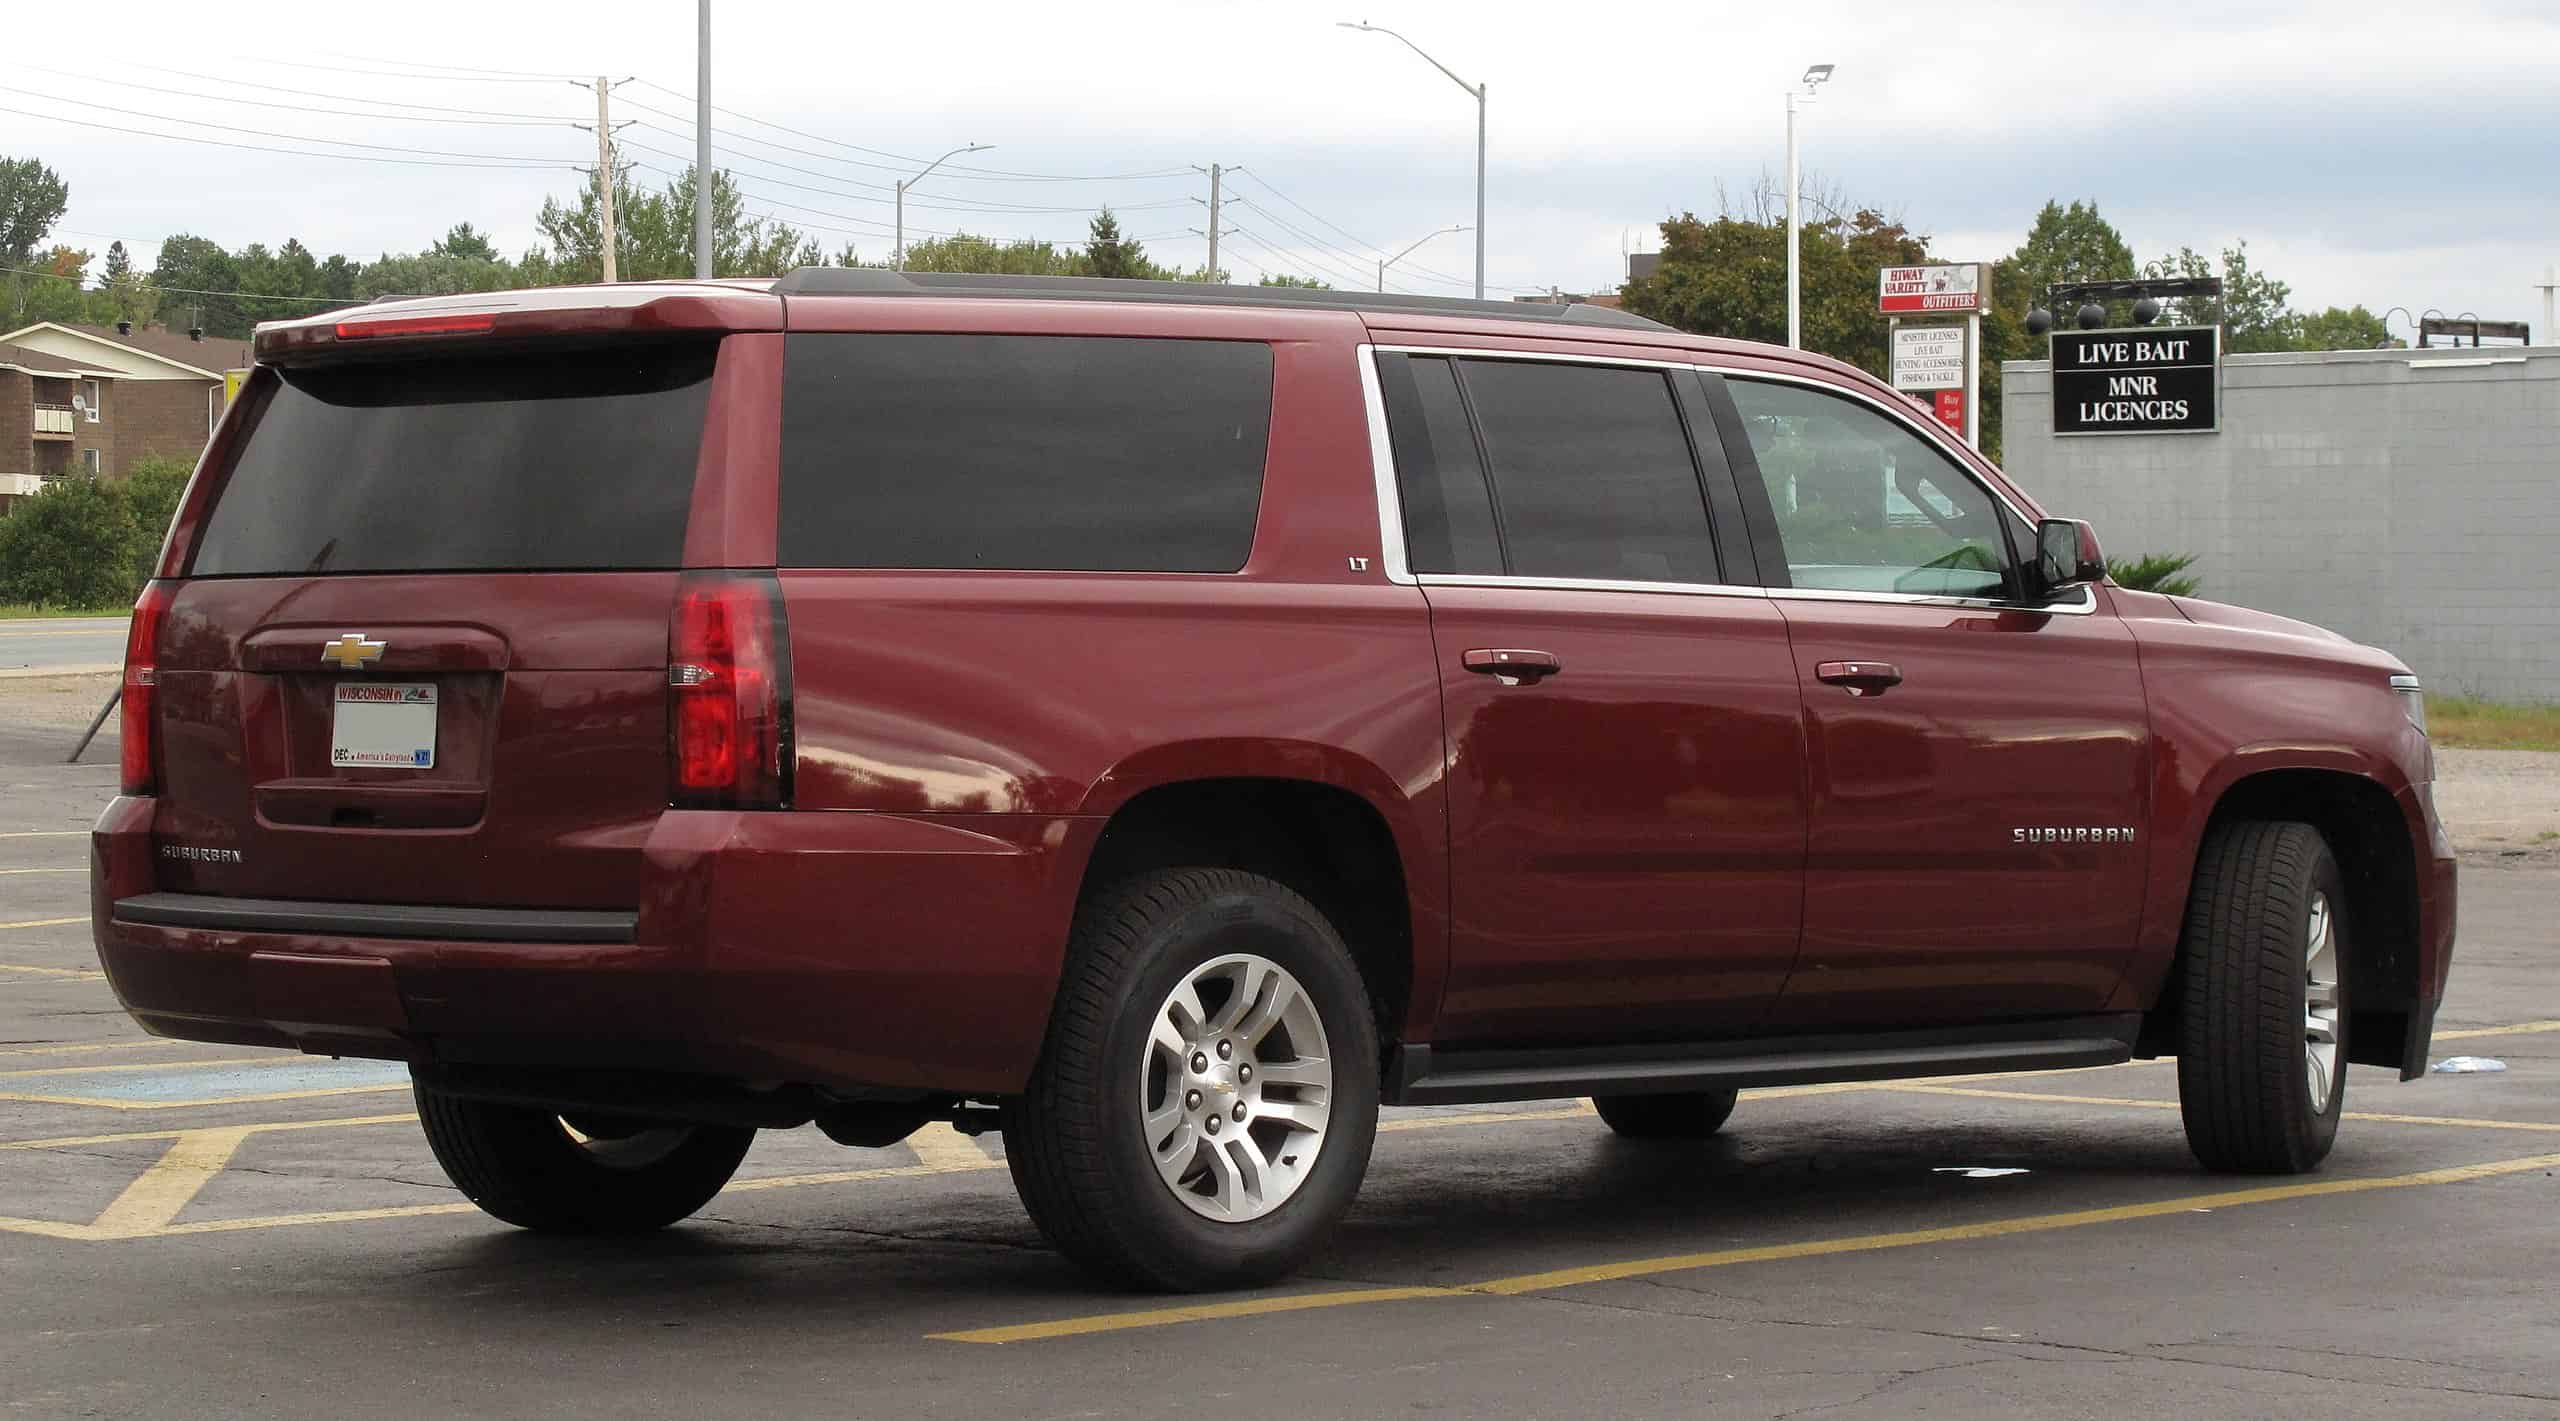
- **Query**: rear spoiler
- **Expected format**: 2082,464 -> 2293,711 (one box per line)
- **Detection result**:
253,283 -> 783,364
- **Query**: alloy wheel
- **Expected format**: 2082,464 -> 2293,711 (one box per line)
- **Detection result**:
1138,952 -> 1334,1222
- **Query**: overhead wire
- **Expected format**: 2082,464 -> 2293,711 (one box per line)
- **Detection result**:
132,62 -> 575,121
0,63 -> 579,128
0,102 -> 578,171
623,79 -> 1193,183
0,83 -> 582,167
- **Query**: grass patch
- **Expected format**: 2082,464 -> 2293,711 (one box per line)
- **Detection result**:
0,603 -> 128,620
2429,695 -> 2560,752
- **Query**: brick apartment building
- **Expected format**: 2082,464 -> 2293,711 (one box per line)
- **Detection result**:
0,321 -> 250,510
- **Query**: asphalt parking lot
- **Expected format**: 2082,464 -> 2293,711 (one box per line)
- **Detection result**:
4,683 -> 2555,1419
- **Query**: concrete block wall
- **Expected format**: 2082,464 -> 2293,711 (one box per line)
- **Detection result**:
2002,347 -> 2560,701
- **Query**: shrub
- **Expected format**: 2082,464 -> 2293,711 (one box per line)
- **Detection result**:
2103,552 -> 2201,596
0,454 -> 194,611
0,475 -> 140,609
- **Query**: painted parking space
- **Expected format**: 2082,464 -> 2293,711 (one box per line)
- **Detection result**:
0,1056 -> 411,1109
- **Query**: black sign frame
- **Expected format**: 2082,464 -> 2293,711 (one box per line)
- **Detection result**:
2050,324 -> 2221,436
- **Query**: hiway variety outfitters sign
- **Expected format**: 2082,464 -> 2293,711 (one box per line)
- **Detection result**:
2050,325 -> 2221,435
1877,263 -> 1985,315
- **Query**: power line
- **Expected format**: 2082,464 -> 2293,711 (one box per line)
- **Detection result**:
624,79 -> 1194,184
0,63 -> 578,128
0,84 -> 581,167
0,102 -> 578,171
307,53 -> 590,82
238,56 -> 581,85
132,62 -> 574,121
620,121 -> 1186,217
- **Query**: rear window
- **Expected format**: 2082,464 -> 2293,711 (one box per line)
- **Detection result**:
778,334 -> 1272,572
189,344 -> 714,577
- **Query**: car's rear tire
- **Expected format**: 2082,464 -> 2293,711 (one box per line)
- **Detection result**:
1591,1090 -> 1739,1139
413,1079 -> 755,1233
1003,868 -> 1381,1292
2175,820 -> 2349,1174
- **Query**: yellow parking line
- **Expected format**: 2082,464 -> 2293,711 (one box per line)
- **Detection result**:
0,1054 -> 286,1079
0,1039 -> 186,1060
933,1149 -> 2560,1344
0,963 -> 104,982
0,868 -> 80,876
0,918 -> 86,930
0,831 -> 87,838
0,1083 -> 409,1111
86,1129 -> 252,1238
1885,1084 -> 2560,1134
2,1112 -> 417,1151
2435,1020 -> 2560,1041
905,1122 -> 996,1172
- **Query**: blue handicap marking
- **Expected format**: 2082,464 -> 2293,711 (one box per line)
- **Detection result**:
9,1058 -> 410,1103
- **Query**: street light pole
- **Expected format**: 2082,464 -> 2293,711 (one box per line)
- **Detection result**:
694,0 -> 712,279
1339,21 -> 1486,300
1378,224 -> 1470,292
1786,63 -> 1834,350
895,143 -> 994,271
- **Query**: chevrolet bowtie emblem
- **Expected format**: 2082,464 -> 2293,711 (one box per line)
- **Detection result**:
320,633 -> 386,670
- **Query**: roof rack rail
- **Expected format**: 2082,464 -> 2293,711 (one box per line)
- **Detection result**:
766,268 -> 1670,332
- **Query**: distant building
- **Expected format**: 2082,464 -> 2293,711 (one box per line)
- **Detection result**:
0,322 -> 245,507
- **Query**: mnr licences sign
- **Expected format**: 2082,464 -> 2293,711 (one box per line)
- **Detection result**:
2050,325 -> 2221,435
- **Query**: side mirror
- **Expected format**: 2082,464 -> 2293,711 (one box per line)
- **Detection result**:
2031,518 -> 2106,601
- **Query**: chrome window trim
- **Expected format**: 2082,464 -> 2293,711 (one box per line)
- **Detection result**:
1417,572 -> 1769,601
1354,344 -> 1419,586
1360,343 -> 2098,616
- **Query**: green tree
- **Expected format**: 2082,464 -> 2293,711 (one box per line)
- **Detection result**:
0,475 -> 140,609
2147,240 -> 2293,351
0,156 -> 69,268
1998,200 -> 2136,320
891,232 -> 1084,275
99,240 -> 130,286
526,166 -> 817,282
2290,304 -> 2392,350
430,223 -> 501,263
1082,208 -> 1148,280
119,453 -> 194,586
1258,274 -> 1328,289
149,234 -> 246,337
1621,184 -> 1927,383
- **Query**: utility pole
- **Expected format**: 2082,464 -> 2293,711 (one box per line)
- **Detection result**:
573,77 -> 635,283
1206,164 -> 1222,283
1785,63 -> 1834,349
2538,264 -> 2557,345
593,76 -> 619,283
694,0 -> 713,279
1338,23 -> 1487,300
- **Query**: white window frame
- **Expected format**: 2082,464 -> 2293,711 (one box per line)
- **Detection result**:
80,379 -> 103,422
81,448 -> 102,474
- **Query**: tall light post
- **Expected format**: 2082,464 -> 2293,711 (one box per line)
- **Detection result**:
1338,21 -> 1485,300
1786,62 -> 1834,349
1379,224 -> 1469,292
693,0 -> 712,279
896,144 -> 993,271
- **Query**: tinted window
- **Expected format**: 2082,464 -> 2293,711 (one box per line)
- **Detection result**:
1381,355 -> 1502,574
1727,380 -> 2013,598
1458,359 -> 1716,584
192,344 -> 713,576
779,334 -> 1271,572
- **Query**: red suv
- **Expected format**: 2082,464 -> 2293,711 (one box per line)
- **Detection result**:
94,272 -> 2456,1289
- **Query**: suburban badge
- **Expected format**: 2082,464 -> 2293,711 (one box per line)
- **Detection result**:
2012,827 -> 2138,845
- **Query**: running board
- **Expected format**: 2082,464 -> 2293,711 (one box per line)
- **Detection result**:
1385,1014 -> 2142,1107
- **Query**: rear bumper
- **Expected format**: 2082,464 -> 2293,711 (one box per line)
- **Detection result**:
93,796 -> 1100,1097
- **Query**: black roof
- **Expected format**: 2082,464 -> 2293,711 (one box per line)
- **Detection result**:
768,267 -> 1669,331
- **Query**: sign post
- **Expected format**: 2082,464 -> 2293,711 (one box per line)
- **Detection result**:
2049,325 -> 2221,435
1881,263 -> 1986,450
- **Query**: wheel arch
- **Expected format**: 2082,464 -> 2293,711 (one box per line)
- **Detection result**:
1073,765 -> 1436,1052
2140,764 -> 2422,1073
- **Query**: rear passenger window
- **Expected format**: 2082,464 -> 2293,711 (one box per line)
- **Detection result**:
1457,359 -> 1718,585
1380,355 -> 1503,575
779,335 -> 1272,572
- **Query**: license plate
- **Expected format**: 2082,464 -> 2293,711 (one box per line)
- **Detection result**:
331,682 -> 437,769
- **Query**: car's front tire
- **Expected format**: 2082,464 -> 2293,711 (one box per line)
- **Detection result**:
1003,868 -> 1381,1291
2175,820 -> 2349,1173
1592,1090 -> 1739,1139
413,1079 -> 755,1233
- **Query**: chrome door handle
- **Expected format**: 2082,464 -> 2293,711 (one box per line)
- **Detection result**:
1462,648 -> 1562,685
1815,659 -> 1903,696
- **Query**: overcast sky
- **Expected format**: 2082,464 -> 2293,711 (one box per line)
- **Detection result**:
7,0 -> 2557,331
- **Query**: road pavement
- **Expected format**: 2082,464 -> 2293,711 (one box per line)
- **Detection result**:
2,712 -> 2554,1418
0,617 -> 126,677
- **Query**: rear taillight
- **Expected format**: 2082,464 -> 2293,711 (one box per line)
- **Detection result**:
668,573 -> 792,810
120,580 -> 174,794
332,314 -> 496,340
